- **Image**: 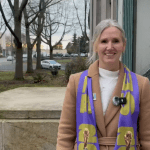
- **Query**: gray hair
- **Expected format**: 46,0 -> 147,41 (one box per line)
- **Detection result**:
86,19 -> 126,65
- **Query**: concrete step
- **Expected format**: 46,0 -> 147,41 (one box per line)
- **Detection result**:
0,87 -> 66,150
0,119 -> 59,150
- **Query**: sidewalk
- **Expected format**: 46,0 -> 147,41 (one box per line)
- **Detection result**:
0,87 -> 66,111
0,87 -> 66,119
0,87 -> 66,150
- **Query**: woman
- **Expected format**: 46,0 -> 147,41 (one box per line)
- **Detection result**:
56,19 -> 150,150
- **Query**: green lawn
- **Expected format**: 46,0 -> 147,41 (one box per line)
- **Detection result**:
0,70 -> 68,93
0,71 -> 15,81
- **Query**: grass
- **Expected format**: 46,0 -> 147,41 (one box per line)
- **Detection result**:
56,59 -> 72,63
0,69 -> 68,93
32,58 -> 72,64
0,72 -> 15,81
0,57 -> 88,93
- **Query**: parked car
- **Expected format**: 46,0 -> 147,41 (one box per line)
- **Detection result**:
71,53 -> 78,57
80,53 -> 86,57
53,53 -> 63,57
41,60 -> 61,70
7,56 -> 15,61
62,53 -> 70,57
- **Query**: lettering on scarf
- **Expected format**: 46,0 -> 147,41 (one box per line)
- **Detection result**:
78,124 -> 97,150
80,76 -> 92,114
82,76 -> 87,93
80,94 -> 92,114
121,70 -> 135,115
120,92 -> 135,115
77,67 -> 139,150
122,67 -> 133,91
115,66 -> 138,150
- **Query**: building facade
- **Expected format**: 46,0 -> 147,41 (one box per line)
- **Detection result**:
90,0 -> 150,75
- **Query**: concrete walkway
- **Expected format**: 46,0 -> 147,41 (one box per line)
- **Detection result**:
0,87 -> 66,119
0,87 -> 67,150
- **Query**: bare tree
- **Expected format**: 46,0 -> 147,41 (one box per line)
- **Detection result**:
73,0 -> 89,41
41,1 -> 71,59
23,0 -> 45,73
28,0 -> 58,69
35,0 -> 46,69
0,1 -> 13,39
0,21 -> 7,39
0,0 -> 28,80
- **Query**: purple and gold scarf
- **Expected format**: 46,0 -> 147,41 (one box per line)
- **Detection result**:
76,66 -> 139,150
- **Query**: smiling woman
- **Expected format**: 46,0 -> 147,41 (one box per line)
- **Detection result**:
56,19 -> 150,150
97,26 -> 126,71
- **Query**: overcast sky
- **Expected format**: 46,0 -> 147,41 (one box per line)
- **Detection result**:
46,0 -> 90,49
1,0 -> 90,50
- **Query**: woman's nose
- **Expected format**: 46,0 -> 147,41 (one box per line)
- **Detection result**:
107,42 -> 113,50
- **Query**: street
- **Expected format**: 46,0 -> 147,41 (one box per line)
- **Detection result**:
0,58 -> 65,71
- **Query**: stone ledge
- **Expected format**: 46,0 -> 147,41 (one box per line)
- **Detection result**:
0,87 -> 66,111
0,110 -> 61,119
0,121 -> 2,150
0,119 -> 60,150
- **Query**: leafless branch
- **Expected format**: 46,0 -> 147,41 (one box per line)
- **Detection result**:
73,0 -> 84,35
73,0 -> 89,41
18,0 -> 29,20
0,2 -> 19,43
0,15 -> 12,39
7,0 -> 15,16
0,27 -> 7,38
46,0 -> 63,8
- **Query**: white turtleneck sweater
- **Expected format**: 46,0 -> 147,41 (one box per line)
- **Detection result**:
99,68 -> 119,115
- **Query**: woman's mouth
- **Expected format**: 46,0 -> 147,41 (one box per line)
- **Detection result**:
105,53 -> 116,56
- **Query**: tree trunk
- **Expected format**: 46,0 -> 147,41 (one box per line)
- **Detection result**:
0,0 -> 28,80
27,46 -> 33,73
36,36 -> 41,69
50,45 -> 53,59
36,0 -> 46,69
15,45 -> 23,80
26,25 -> 33,73
14,4 -> 23,80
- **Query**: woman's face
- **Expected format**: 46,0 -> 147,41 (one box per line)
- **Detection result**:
95,27 -> 126,70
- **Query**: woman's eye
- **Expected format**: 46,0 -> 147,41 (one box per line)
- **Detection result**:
101,40 -> 107,43
114,39 -> 119,43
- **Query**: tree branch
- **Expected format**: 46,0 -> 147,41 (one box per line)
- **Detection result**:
18,0 -> 29,20
73,0 -> 84,35
53,19 -> 69,48
28,12 -> 40,26
41,37 -> 48,45
0,2 -> 20,43
47,0 -> 63,8
0,27 -> 7,39
7,0 -> 15,16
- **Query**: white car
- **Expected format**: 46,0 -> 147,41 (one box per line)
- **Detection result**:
80,53 -> 86,57
71,53 -> 78,57
7,56 -> 15,61
62,53 -> 70,57
41,60 -> 61,70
